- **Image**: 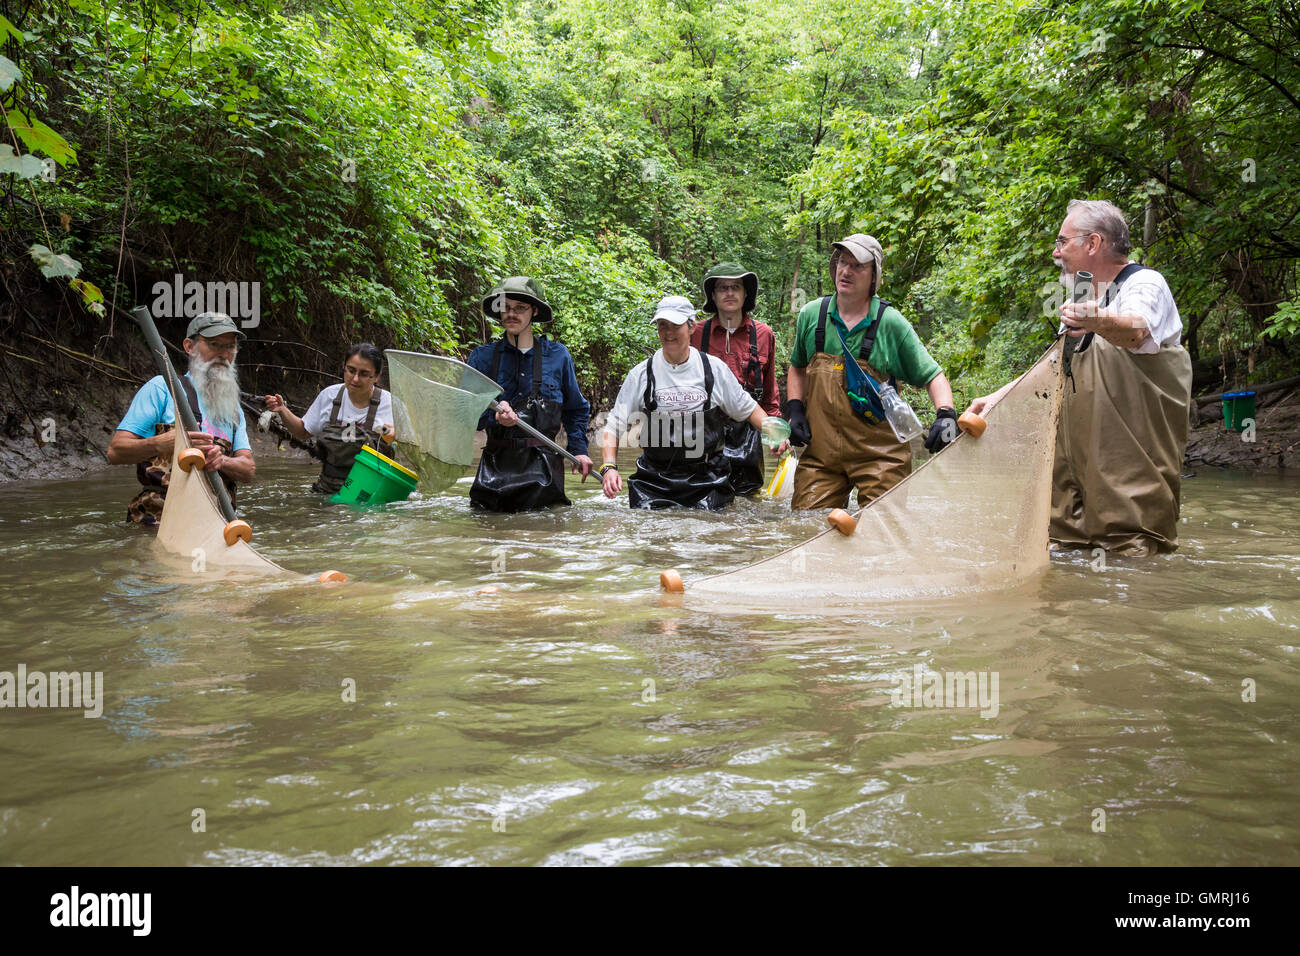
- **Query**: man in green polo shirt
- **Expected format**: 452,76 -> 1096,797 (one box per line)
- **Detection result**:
784,233 -> 956,510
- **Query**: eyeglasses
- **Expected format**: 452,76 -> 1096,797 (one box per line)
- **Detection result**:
202,339 -> 239,355
1054,233 -> 1095,249
832,256 -> 872,274
714,282 -> 745,294
344,364 -> 377,380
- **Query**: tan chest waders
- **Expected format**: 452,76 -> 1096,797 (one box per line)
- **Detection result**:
1051,265 -> 1193,553
791,298 -> 911,511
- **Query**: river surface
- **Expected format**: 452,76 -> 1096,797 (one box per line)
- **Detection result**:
1,455 -> 1298,865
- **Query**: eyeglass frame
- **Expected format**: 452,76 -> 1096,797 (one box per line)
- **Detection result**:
1054,233 -> 1096,249
830,252 -> 874,274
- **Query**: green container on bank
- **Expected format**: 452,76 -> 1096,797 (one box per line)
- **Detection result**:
1222,391 -> 1257,432
330,444 -> 419,505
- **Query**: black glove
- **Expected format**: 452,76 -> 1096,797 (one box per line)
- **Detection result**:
784,399 -> 811,446
923,407 -> 959,453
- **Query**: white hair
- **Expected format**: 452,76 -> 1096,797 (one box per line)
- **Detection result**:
1067,199 -> 1131,258
188,352 -> 242,427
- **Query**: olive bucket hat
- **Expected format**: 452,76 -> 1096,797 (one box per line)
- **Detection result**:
482,276 -> 553,324
701,262 -> 758,315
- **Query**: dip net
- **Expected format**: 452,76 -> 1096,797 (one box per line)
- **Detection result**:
687,340 -> 1066,608
385,350 -> 502,491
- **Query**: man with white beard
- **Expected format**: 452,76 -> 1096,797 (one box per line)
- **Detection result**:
108,312 -> 256,526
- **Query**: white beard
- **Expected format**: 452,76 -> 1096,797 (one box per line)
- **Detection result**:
189,353 -> 242,426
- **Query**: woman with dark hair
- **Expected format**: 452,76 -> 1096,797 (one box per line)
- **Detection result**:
265,343 -> 395,494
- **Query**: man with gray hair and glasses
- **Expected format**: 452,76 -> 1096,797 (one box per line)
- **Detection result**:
966,199 -> 1193,555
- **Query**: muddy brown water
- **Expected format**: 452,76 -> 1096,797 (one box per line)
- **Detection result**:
1,456 -> 1297,865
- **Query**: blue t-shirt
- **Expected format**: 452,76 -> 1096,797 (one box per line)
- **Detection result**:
117,374 -> 250,452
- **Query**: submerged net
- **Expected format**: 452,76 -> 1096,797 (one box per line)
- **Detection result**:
386,350 -> 502,491
688,340 -> 1066,608
155,427 -> 290,577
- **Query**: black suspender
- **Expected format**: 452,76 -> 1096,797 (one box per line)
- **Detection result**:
814,296 -> 884,362
488,335 -> 546,401
178,376 -> 204,423
1076,263 -> 1150,356
699,317 -> 763,394
327,387 -> 381,429
643,348 -> 715,414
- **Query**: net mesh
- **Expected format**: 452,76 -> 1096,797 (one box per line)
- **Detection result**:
386,350 -> 501,490
155,427 -> 290,576
688,340 -> 1065,608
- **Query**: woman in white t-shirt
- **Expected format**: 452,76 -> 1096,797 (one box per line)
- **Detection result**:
265,343 -> 395,494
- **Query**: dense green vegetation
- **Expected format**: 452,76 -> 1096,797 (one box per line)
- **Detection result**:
2,0 -> 1297,408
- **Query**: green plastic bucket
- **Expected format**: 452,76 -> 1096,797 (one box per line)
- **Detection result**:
330,444 -> 419,505
1222,391 -> 1257,432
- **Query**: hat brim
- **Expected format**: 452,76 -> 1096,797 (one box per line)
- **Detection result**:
702,272 -> 758,314
192,325 -> 247,340
483,292 -> 552,324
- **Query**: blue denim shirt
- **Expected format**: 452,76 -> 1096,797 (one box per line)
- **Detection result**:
467,335 -> 590,456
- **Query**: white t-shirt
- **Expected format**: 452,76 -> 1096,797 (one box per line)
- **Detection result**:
302,384 -> 394,437
1111,267 -> 1182,354
604,347 -> 758,443
1059,266 -> 1183,354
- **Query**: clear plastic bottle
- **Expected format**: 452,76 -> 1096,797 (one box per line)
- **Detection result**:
760,416 -> 791,448
876,382 -> 924,443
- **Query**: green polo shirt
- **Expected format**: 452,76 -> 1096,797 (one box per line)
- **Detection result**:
789,294 -> 942,388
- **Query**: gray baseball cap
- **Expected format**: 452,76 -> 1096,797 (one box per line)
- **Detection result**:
652,295 -> 697,325
832,233 -> 884,273
186,312 -> 246,339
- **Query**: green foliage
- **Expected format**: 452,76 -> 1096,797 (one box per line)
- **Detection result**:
3,0 -> 1295,406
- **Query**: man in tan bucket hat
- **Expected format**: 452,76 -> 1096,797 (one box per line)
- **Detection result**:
785,234 -> 956,511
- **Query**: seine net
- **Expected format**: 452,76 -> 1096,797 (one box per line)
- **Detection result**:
156,426 -> 290,577
687,340 -> 1066,608
386,350 -> 502,490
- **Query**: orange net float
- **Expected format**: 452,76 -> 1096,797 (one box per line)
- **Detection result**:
317,570 -> 347,583
177,447 -> 206,472
827,509 -> 857,536
222,519 -> 252,546
958,411 -> 987,438
659,569 -> 684,593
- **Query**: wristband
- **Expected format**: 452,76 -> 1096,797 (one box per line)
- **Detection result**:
599,463 -> 619,477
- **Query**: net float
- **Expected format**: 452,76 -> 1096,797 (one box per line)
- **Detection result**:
177,447 -> 206,472
958,411 -> 987,438
222,519 -> 252,546
827,509 -> 857,535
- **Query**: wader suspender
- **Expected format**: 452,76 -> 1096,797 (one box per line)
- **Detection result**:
643,347 -> 715,414
178,376 -> 206,424
1063,263 -> 1149,391
814,296 -> 894,385
489,335 -> 545,404
699,318 -> 763,399
1077,263 -> 1149,355
327,387 -> 381,432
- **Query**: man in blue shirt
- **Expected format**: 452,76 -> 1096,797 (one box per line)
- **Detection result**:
107,312 -> 256,525
466,276 -> 593,511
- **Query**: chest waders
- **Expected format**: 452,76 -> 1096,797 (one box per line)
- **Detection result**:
791,296 -> 911,511
698,317 -> 765,496
627,350 -> 733,510
470,337 -> 570,512
127,377 -> 237,526
1051,264 -> 1193,554
311,388 -> 386,495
